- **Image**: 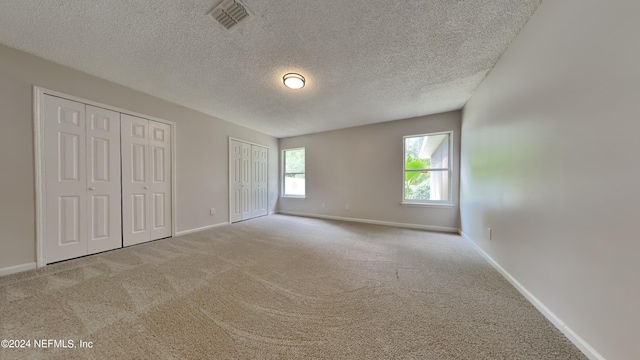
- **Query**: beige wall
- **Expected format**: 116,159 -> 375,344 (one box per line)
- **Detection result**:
461,0 -> 640,359
0,44 -> 278,270
279,112 -> 461,230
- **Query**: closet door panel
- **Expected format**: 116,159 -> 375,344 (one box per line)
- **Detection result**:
257,146 -> 268,216
230,140 -> 268,223
41,93 -> 173,262
86,106 -> 122,254
149,120 -> 172,240
121,114 -> 151,246
229,140 -> 243,223
241,143 -> 252,220
43,95 -> 88,263
251,145 -> 268,217
251,146 -> 259,217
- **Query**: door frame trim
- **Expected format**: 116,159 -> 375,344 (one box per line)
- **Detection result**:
33,86 -> 177,267
228,137 -> 269,224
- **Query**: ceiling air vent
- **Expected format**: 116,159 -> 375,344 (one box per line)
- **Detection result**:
209,0 -> 250,30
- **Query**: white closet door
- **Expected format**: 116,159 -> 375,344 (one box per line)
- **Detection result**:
229,140 -> 243,223
149,121 -> 172,240
122,114 -> 172,246
121,114 -> 151,246
230,140 -> 268,223
43,95 -> 88,263
86,105 -> 122,254
257,146 -> 268,216
251,145 -> 268,217
241,142 -> 252,220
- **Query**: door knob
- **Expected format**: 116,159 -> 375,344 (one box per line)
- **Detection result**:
88,187 -> 95,191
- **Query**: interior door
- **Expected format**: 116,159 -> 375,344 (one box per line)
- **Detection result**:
86,105 -> 122,254
149,120 -> 172,240
257,146 -> 268,216
229,139 -> 243,223
122,115 -> 172,245
251,145 -> 268,217
121,114 -> 151,246
241,142 -> 252,220
43,95 -> 88,263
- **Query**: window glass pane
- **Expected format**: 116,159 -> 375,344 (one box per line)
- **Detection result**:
285,149 -> 305,173
404,134 -> 449,169
284,148 -> 305,196
404,170 -> 449,201
405,171 -> 430,200
284,174 -> 305,196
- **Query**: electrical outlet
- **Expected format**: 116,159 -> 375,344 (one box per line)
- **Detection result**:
345,204 -> 350,210
487,227 -> 492,240
322,202 -> 325,208
210,208 -> 216,216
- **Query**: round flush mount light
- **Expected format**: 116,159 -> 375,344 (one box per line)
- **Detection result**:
283,73 -> 305,89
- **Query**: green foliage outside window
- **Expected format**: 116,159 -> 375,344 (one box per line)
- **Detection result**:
404,154 -> 431,200
285,149 -> 305,176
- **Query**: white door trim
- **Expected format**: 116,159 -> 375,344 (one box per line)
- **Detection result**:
33,86 -> 177,268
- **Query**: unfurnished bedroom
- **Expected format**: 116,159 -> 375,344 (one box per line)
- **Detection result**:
0,1 -> 637,359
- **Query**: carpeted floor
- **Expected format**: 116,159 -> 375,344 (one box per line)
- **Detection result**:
0,214 -> 586,359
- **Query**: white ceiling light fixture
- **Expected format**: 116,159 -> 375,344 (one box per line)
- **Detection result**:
283,73 -> 305,90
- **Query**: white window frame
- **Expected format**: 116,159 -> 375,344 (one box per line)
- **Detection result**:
401,131 -> 453,206
282,147 -> 306,198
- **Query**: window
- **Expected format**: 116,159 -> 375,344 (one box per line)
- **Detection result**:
283,148 -> 305,197
403,132 -> 452,204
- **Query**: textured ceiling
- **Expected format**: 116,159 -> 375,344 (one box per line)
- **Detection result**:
0,0 -> 541,137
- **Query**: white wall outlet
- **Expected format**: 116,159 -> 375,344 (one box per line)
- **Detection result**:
487,227 -> 492,240
345,204 -> 350,210
210,208 -> 216,216
322,202 -> 325,208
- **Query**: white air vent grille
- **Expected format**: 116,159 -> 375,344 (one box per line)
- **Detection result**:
209,0 -> 250,30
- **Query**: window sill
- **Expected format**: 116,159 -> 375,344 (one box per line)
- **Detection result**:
281,196 -> 306,199
401,202 -> 455,208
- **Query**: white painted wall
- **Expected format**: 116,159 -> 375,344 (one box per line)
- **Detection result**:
461,1 -> 640,359
0,44 -> 278,271
279,112 -> 461,230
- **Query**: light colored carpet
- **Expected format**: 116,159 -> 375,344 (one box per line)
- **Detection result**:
0,214 -> 585,359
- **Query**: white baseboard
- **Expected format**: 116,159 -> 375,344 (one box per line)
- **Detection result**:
0,262 -> 37,277
277,211 -> 458,233
175,222 -> 229,236
459,231 -> 605,360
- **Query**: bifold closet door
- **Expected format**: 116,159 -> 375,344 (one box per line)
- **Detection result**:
149,120 -> 172,240
121,114 -> 171,246
230,140 -> 267,223
230,140 -> 252,222
240,143 -> 252,220
86,105 -> 122,254
229,140 -> 243,223
43,95 -> 121,263
229,140 -> 253,222
251,145 -> 268,217
43,96 -> 87,262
